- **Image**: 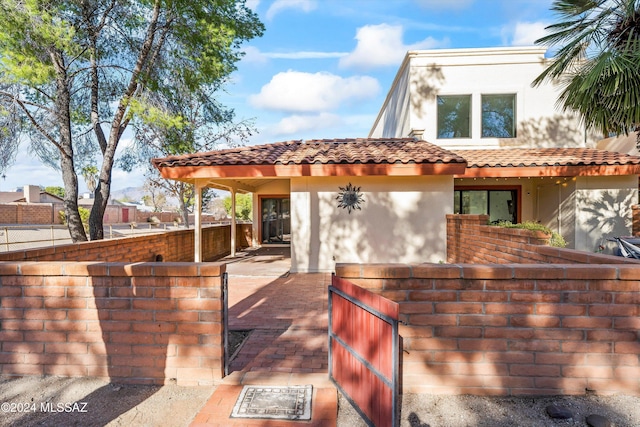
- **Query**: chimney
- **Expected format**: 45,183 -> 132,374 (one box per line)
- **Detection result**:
409,128 -> 425,140
24,185 -> 40,203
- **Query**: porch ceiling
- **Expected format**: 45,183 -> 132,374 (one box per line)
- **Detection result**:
191,177 -> 282,193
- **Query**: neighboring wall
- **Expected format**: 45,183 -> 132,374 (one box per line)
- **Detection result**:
0,224 -> 252,263
446,214 -> 639,265
0,204 -> 56,224
336,263 -> 640,396
0,261 -> 226,386
291,175 -> 452,273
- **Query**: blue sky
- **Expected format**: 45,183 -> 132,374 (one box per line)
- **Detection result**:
4,0 -> 556,193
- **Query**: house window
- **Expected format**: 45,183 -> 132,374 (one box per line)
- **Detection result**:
481,94 -> 516,138
437,95 -> 471,138
454,188 -> 518,224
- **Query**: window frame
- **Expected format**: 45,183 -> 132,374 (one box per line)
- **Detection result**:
454,185 -> 521,224
436,94 -> 472,139
481,93 -> 517,139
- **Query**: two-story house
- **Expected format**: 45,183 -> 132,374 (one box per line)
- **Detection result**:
370,46 -> 639,253
154,47 -> 640,272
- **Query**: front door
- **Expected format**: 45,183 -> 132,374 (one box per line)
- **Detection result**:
261,198 -> 290,244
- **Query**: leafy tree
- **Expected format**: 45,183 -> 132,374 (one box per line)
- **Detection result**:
0,0 -> 263,241
223,193 -> 252,221
44,186 -> 65,198
142,180 -> 167,212
120,70 -> 255,227
533,0 -> 640,143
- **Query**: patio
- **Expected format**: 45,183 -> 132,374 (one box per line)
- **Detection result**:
190,246 -> 338,426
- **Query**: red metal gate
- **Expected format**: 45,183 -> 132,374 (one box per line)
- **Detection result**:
329,275 -> 400,427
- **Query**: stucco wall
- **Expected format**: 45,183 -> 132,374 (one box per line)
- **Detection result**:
370,61 -> 411,138
370,47 -> 596,150
573,175 -> 638,252
290,175 -> 453,272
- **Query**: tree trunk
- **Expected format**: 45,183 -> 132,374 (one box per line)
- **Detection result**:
88,143 -> 117,240
61,154 -> 87,242
179,184 -> 190,228
53,50 -> 87,243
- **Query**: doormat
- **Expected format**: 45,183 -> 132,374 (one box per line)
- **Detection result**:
230,385 -> 312,420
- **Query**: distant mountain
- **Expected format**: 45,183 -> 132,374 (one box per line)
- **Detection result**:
110,186 -> 146,203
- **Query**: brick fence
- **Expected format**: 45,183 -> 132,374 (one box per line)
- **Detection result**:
0,261 -> 226,386
0,204 -> 55,224
446,214 -> 639,265
335,263 -> 640,396
0,224 -> 252,263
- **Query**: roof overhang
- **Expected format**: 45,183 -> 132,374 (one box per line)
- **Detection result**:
156,162 -> 468,181
455,164 -> 640,178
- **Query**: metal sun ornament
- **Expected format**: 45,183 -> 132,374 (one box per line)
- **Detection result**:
336,182 -> 364,214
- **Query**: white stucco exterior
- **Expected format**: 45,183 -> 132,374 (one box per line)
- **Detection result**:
248,175 -> 453,272
367,46 -> 639,253
290,176 -> 452,272
370,46 -> 598,150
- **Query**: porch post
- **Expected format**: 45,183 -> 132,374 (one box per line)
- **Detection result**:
230,187 -> 236,257
194,181 -> 203,263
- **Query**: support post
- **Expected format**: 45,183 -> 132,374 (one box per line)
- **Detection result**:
194,181 -> 203,262
230,187 -> 236,257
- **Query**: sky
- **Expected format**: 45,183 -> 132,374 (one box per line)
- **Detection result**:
2,0 -> 557,194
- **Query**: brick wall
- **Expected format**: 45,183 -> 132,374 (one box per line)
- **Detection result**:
335,263 -> 640,396
0,205 -> 17,223
0,261 -> 226,386
16,204 -> 54,224
446,214 -> 639,265
136,212 -> 221,224
0,224 -> 252,263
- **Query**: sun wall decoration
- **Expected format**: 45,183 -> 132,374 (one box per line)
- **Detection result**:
336,182 -> 364,214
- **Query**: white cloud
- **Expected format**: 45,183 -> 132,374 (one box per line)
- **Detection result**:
249,70 -> 380,113
246,0 -> 260,11
271,113 -> 342,136
266,0 -> 316,20
413,0 -> 474,10
241,46 -> 269,64
339,24 -> 448,70
241,46 -> 347,63
265,51 -> 348,59
503,21 -> 549,46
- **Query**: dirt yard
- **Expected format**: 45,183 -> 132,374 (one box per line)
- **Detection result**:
2,375 -> 640,427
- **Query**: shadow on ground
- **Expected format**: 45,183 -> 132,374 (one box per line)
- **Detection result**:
0,376 -> 212,427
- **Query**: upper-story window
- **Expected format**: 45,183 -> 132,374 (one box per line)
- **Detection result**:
482,94 -> 516,138
437,95 -> 471,138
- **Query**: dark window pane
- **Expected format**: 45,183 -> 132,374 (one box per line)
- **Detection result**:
482,94 -> 516,138
437,95 -> 471,138
461,191 -> 487,214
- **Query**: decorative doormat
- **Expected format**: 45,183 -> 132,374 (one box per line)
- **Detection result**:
230,385 -> 312,420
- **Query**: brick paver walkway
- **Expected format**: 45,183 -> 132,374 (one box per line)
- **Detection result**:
190,253 -> 337,426
228,273 -> 330,374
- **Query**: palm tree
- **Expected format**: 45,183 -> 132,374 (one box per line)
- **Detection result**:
533,0 -> 640,143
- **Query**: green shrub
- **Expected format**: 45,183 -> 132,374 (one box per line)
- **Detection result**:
58,207 -> 90,230
494,220 -> 567,248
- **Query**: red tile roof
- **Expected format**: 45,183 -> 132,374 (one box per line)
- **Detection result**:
454,148 -> 640,168
152,139 -> 640,180
152,138 -> 467,168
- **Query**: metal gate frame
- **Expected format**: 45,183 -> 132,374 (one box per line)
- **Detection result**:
222,272 -> 229,376
328,274 -> 400,427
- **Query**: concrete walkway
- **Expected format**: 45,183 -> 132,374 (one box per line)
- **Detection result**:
190,247 -> 337,426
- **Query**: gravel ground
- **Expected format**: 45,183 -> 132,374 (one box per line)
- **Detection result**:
2,375 -> 639,427
338,391 -> 640,427
0,376 -> 212,427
